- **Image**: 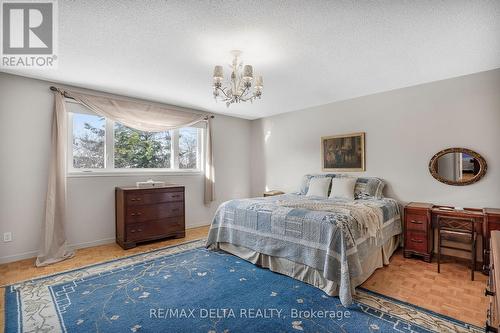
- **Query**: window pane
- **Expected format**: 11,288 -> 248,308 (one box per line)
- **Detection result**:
179,127 -> 199,169
114,123 -> 171,168
72,113 -> 105,169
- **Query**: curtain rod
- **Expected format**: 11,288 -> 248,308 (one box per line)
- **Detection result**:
49,86 -> 215,119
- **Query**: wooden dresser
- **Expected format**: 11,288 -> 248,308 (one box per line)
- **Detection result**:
115,185 -> 185,249
403,202 -> 434,262
486,231 -> 500,332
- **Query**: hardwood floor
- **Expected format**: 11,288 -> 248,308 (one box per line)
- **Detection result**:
362,251 -> 488,327
1,226 -> 488,331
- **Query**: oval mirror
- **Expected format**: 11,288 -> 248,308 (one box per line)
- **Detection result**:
429,148 -> 487,186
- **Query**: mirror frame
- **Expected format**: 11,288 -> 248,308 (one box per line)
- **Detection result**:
429,147 -> 487,186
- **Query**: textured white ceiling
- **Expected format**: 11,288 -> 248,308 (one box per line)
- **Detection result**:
3,1 -> 500,119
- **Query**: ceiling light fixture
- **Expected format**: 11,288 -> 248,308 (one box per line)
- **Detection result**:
212,50 -> 263,107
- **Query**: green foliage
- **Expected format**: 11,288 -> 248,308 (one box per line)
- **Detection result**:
114,123 -> 171,168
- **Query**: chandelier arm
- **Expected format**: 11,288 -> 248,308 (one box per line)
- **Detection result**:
240,86 -> 253,99
218,87 -> 231,99
240,95 -> 255,102
215,87 -> 232,102
239,88 -> 255,102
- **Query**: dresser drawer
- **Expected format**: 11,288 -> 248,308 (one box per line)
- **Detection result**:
127,191 -> 184,206
126,202 -> 184,223
406,213 -> 428,232
126,218 -> 184,242
405,231 -> 428,253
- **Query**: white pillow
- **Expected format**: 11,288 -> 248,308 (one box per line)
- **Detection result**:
329,178 -> 357,201
306,177 -> 331,197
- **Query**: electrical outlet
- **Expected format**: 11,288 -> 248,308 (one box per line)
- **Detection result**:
3,232 -> 12,242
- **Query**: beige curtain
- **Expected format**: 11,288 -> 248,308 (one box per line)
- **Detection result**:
204,117 -> 215,204
36,93 -> 75,266
36,88 -> 215,266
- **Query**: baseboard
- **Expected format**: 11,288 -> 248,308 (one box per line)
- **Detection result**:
0,250 -> 39,264
186,221 -> 211,229
0,238 -> 116,265
69,237 -> 116,250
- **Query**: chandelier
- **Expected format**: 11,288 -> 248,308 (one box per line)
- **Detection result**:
212,50 -> 263,107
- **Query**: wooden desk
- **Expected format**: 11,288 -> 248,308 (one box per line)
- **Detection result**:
432,206 -> 484,235
404,202 -> 500,269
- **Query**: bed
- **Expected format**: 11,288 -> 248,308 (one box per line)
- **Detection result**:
206,175 -> 402,306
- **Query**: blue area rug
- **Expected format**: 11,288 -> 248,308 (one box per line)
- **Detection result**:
4,239 -> 482,333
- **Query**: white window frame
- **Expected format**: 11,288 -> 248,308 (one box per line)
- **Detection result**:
67,107 -> 203,177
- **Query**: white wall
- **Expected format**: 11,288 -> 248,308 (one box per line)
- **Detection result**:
251,69 -> 500,208
0,73 -> 252,263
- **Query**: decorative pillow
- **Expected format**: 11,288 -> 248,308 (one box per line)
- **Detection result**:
299,174 -> 385,199
299,174 -> 337,194
354,177 -> 385,199
306,177 -> 332,197
329,178 -> 356,201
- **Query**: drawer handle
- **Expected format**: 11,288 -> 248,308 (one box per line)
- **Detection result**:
131,212 -> 142,216
410,238 -> 423,243
410,220 -> 423,225
131,198 -> 142,202
130,229 -> 136,233
486,288 -> 496,297
137,228 -> 143,232
172,195 -> 180,198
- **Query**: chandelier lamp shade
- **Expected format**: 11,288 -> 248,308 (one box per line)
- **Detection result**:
212,50 -> 263,107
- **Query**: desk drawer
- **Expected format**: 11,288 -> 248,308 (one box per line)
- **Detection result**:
405,231 -> 428,253
406,213 -> 428,232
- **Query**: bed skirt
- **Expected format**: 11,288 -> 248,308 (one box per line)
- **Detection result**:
209,235 -> 400,297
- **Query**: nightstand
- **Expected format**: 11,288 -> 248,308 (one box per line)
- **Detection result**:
403,202 -> 433,262
263,190 -> 285,197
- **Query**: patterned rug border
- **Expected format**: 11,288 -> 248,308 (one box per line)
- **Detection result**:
357,287 -> 483,331
0,238 -> 206,288
4,239 -> 484,333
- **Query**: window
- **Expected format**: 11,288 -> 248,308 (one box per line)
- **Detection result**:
178,127 -> 199,169
68,106 -> 202,173
72,113 -> 105,169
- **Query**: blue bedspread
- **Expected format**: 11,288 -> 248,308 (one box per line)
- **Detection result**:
206,193 -> 401,306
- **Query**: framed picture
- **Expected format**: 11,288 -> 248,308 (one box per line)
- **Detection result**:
321,132 -> 365,171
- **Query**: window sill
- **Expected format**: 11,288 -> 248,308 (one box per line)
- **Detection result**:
67,170 -> 203,178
